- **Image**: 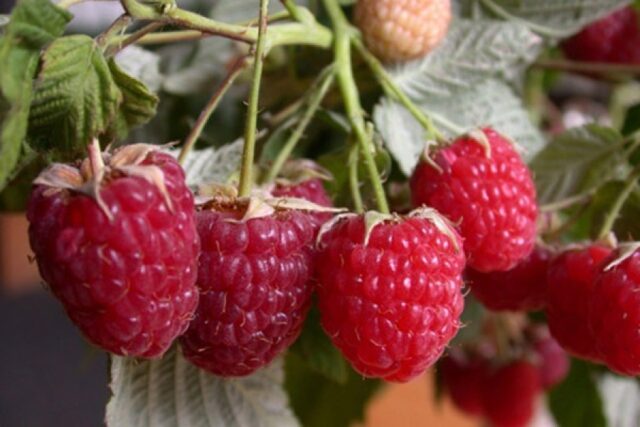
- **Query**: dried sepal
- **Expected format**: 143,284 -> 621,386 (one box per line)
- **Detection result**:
604,242 -> 640,272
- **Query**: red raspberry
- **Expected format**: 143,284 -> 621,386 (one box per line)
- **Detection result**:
562,6 -> 640,65
482,361 -> 540,427
545,245 -> 612,362
180,200 -> 316,376
316,211 -> 465,382
354,0 -> 452,63
466,246 -> 551,312
589,248 -> 640,376
27,145 -> 200,358
411,128 -> 538,273
440,352 -> 488,416
533,333 -> 570,389
272,178 -> 333,228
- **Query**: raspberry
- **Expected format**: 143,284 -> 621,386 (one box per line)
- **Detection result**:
562,6 -> 640,65
482,361 -> 540,427
440,352 -> 488,416
180,199 -> 316,376
532,333 -> 569,389
354,0 -> 451,63
466,246 -> 551,312
411,128 -> 538,273
272,178 -> 333,228
316,211 -> 465,382
589,248 -> 640,376
545,245 -> 612,362
27,145 -> 200,358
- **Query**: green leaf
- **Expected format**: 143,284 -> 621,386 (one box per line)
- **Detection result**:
375,79 -> 545,176
392,20 -> 542,100
289,306 -> 349,384
0,0 -> 71,190
549,360 -> 606,427
175,138 -> 244,187
463,0 -> 631,38
106,347 -> 299,427
531,125 -> 626,204
115,45 -> 164,92
583,181 -> 640,240
108,59 -> 159,139
285,354 -> 381,427
29,35 -> 120,154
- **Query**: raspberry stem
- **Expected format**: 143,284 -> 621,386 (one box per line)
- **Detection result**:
597,167 -> 640,240
238,0 -> 270,198
264,65 -> 335,183
104,22 -> 165,57
352,38 -> 444,142
323,0 -> 389,214
178,56 -> 248,165
348,145 -> 364,213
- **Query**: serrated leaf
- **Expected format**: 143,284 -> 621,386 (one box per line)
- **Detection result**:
289,306 -> 348,384
531,125 -> 626,204
375,79 -> 545,176
106,347 -> 299,427
115,45 -> 163,92
175,138 -> 244,187
29,35 -> 120,153
0,0 -> 71,190
549,360 -> 606,427
392,20 -> 542,99
108,59 -> 159,139
465,0 -> 631,38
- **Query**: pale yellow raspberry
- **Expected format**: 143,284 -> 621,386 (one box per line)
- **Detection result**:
354,0 -> 451,63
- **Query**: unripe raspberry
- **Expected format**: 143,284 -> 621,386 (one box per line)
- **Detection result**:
467,246 -> 551,312
545,245 -> 612,362
590,248 -> 640,376
316,210 -> 465,382
354,0 -> 452,63
440,352 -> 488,416
533,334 -> 570,389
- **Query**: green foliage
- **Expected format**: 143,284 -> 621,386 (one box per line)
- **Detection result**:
107,347 -> 299,427
29,35 -> 120,153
549,360 -> 606,427
285,354 -> 380,427
531,125 -> 627,204
0,0 -> 70,190
288,306 -> 349,384
109,59 -> 159,139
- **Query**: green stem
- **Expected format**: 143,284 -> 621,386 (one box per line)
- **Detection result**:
238,0 -> 270,197
597,168 -> 640,240
178,57 -> 248,165
349,145 -> 364,213
105,21 -> 164,56
96,14 -> 133,50
323,0 -> 389,214
352,38 -> 443,141
57,0 -> 85,9
264,66 -> 335,183
280,0 -> 305,22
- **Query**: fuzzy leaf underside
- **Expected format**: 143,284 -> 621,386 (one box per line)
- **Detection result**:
460,0 -> 632,38
0,0 -> 71,190
175,138 -> 244,187
28,35 -> 120,153
106,348 -> 299,427
531,124 -> 627,204
375,79 -> 545,176
391,20 -> 543,99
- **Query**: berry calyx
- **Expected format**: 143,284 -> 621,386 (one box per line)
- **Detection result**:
562,6 -> 640,65
27,142 -> 200,358
589,246 -> 640,376
316,209 -> 465,382
354,0 -> 452,63
411,128 -> 538,273
545,244 -> 612,362
466,246 -> 552,312
180,195 -> 317,376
